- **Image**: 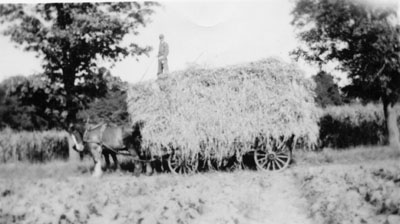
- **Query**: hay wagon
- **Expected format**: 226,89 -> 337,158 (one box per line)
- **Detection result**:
127,58 -> 320,174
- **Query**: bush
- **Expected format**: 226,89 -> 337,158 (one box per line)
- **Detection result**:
319,103 -> 400,148
0,128 -> 69,163
312,71 -> 343,107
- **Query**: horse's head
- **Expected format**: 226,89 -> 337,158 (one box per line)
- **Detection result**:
68,123 -> 86,152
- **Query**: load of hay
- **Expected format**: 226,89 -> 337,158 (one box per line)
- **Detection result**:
127,58 -> 320,163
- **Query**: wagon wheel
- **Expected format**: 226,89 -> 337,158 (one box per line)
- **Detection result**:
254,145 -> 292,172
167,153 -> 198,174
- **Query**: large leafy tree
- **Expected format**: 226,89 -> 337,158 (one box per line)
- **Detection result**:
291,0 -> 400,148
0,2 -> 158,125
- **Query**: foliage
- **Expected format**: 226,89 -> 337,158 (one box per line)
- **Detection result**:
0,2 -> 159,123
0,95 -> 46,130
0,85 -> 5,104
127,58 -> 321,163
77,71 -> 130,125
292,0 -> 400,108
320,103 -> 400,148
1,68 -> 130,130
0,76 -> 51,130
0,128 -> 69,163
312,71 -> 343,107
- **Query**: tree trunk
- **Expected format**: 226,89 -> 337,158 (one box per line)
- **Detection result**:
383,101 -> 400,150
63,67 -> 82,162
62,67 -> 78,123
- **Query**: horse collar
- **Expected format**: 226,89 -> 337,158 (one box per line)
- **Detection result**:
83,123 -> 108,145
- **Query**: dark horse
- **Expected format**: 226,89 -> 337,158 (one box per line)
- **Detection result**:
69,122 -> 149,177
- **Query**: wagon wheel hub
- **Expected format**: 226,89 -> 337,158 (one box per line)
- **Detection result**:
167,153 -> 198,175
254,147 -> 292,172
267,152 -> 276,160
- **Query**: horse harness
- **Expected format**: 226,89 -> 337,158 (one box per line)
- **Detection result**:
82,123 -> 107,146
82,123 -> 155,162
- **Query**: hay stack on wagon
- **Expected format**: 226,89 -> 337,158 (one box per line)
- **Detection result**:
127,58 -> 320,164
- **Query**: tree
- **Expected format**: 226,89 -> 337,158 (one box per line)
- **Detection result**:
77,68 -> 130,125
291,0 -> 400,149
312,71 -> 343,107
0,76 -> 49,130
0,2 -> 158,125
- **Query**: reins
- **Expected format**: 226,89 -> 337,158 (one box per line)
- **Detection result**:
101,142 -> 157,162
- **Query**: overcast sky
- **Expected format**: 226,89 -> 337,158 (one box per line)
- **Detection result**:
0,0 -> 398,85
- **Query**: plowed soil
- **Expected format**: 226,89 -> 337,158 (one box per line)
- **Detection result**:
0,167 -> 312,224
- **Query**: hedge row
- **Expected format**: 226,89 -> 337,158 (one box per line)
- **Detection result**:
319,103 -> 400,149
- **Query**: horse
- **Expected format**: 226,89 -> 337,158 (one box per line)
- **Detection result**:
68,122 -> 147,177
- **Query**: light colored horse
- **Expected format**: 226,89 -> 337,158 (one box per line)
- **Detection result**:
69,122 -> 143,177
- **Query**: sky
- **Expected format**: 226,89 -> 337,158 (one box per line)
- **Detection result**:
0,0 -> 398,85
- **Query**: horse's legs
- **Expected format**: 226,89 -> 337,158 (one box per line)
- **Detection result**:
110,152 -> 120,171
143,151 -> 153,176
133,160 -> 141,177
145,162 -> 153,176
79,152 -> 84,161
90,143 -> 103,177
104,150 -> 111,171
127,147 -> 141,177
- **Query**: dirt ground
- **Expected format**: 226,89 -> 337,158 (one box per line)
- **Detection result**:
294,160 -> 400,224
1,147 -> 400,224
0,166 -> 312,224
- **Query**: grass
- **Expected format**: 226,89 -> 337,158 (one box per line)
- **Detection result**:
0,159 -> 93,180
291,146 -> 400,224
0,152 -> 157,180
0,168 -> 309,224
1,145 -> 399,180
293,146 -> 400,166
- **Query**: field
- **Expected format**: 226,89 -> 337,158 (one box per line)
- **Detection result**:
1,147 -> 400,224
294,161 -> 400,224
0,128 -> 69,163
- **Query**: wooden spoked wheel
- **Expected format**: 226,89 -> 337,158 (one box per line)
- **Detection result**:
254,146 -> 292,172
167,153 -> 198,174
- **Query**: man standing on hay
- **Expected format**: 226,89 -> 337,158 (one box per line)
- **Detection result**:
157,34 -> 169,76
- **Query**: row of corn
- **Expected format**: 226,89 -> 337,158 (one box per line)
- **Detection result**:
0,127 -> 69,163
